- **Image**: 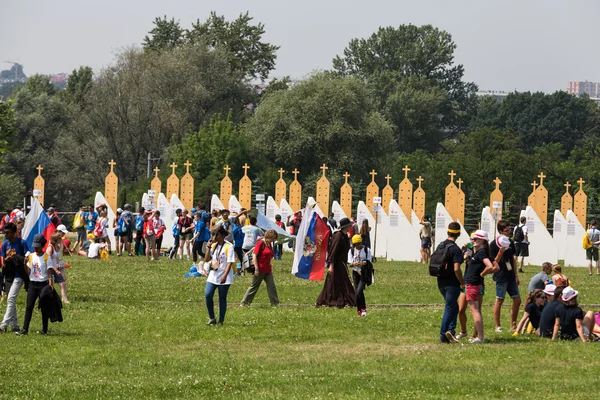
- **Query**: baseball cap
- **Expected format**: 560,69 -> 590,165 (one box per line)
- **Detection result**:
56,224 -> 69,234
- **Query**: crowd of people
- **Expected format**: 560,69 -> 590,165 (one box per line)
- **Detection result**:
3,200 -> 600,341
435,219 -> 600,344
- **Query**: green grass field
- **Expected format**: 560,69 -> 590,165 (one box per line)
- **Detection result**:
1,252 -> 600,399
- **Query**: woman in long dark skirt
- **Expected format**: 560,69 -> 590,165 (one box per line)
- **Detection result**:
316,218 -> 356,308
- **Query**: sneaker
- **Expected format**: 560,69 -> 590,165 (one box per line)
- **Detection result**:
128,254 -> 133,257
495,327 -> 503,333
456,332 -> 468,339
38,330 -> 47,335
357,310 -> 362,317
518,269 -> 524,273
15,329 -> 28,336
361,309 -> 367,317
469,337 -> 485,344
445,331 -> 459,344
206,318 -> 217,325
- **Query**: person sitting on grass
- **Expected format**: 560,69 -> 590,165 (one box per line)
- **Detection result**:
528,262 -> 552,292
513,289 -> 547,336
87,237 -> 106,260
77,234 -> 94,257
539,285 -> 563,338
552,286 -> 588,342
551,264 -> 570,287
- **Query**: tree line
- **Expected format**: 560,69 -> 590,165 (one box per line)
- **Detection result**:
0,12 -> 599,230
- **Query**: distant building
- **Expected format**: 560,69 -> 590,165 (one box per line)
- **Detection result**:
566,81 -> 600,97
476,90 -> 509,102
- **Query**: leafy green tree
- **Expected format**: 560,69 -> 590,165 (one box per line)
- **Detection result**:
142,16 -> 185,51
169,112 -> 249,202
23,74 -> 56,96
0,100 -> 15,155
333,24 -> 477,152
471,91 -> 599,154
245,73 -> 395,183
48,45 -> 250,208
62,66 -> 93,107
187,12 -> 279,81
0,173 -> 26,209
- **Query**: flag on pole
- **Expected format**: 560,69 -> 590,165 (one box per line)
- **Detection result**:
291,205 -> 331,280
21,198 -> 56,249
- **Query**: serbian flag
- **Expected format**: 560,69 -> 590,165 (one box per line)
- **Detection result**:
291,204 -> 331,280
22,198 -> 56,249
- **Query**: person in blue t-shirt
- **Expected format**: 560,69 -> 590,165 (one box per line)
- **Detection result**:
191,209 -> 211,264
0,222 -> 30,332
85,204 -> 98,233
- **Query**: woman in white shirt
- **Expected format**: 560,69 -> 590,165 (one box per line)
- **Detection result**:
348,234 -> 373,317
203,226 -> 236,325
17,234 -> 55,335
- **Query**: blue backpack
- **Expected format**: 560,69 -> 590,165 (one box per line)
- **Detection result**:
135,215 -> 144,231
172,220 -> 180,236
117,217 -> 127,233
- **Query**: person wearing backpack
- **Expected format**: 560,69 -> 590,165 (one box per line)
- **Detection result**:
585,220 -> 600,275
513,216 -> 529,273
120,204 -> 134,257
432,221 -> 465,344
348,234 -> 373,317
492,220 -> 521,333
134,207 -> 146,256
168,209 -> 182,260
72,205 -> 87,254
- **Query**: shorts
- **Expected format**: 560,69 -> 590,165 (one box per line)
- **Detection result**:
181,232 -> 193,241
465,284 -> 482,302
495,280 -> 520,300
421,237 -> 432,249
118,230 -> 130,239
594,312 -> 600,327
76,228 -> 86,242
515,242 -> 529,257
145,235 -> 156,249
586,247 -> 599,261
52,268 -> 65,284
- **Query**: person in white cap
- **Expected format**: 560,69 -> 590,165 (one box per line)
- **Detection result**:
462,230 -> 497,343
552,286 -> 587,342
491,220 -> 521,333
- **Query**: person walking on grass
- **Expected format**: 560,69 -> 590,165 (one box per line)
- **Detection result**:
16,234 -> 55,335
586,220 -> 600,275
240,230 -> 280,307
419,215 -> 433,264
435,222 -> 465,344
348,234 -> 373,317
204,226 -> 236,325
513,216 -> 529,273
85,204 -> 98,236
47,231 -> 69,304
316,218 -> 356,308
112,209 -> 122,256
168,209 -> 182,260
0,222 -> 29,333
491,220 -> 521,333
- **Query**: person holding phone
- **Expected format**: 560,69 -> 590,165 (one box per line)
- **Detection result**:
204,226 -> 236,325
